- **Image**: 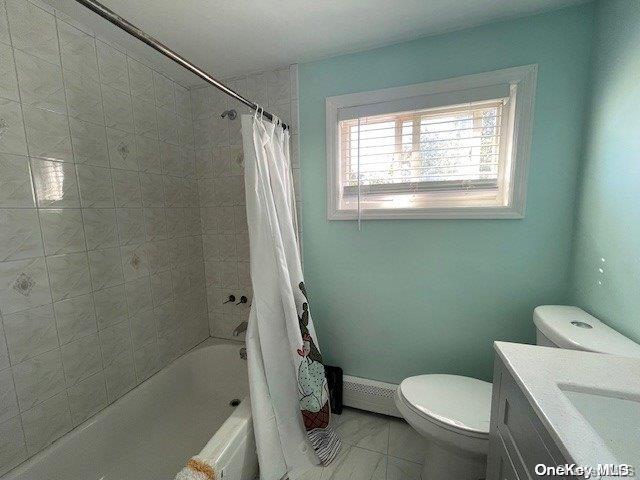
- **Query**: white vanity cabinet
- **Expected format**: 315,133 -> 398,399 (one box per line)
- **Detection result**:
487,341 -> 640,480
486,355 -> 571,480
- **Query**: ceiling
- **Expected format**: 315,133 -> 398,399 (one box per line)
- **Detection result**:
49,0 -> 588,86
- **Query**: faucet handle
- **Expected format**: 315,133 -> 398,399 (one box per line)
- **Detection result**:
236,295 -> 248,305
223,294 -> 236,304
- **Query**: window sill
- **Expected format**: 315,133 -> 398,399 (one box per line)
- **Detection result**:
327,204 -> 525,220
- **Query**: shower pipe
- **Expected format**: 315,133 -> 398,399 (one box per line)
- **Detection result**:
74,0 -> 289,130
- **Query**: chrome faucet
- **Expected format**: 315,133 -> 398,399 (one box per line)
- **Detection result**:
233,321 -> 248,336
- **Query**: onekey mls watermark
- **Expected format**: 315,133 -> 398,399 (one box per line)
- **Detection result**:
535,464 -> 635,478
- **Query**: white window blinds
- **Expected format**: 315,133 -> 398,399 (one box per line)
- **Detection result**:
326,65 -> 537,220
337,96 -> 513,215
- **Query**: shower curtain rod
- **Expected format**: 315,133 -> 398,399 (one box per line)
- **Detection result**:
74,0 -> 289,130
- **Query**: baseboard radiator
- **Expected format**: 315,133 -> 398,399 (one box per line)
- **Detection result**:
342,375 -> 402,418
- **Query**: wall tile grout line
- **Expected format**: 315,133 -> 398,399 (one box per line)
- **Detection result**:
54,14 -> 87,396
103,24 -> 140,389
4,0 -> 58,460
64,15 -> 110,408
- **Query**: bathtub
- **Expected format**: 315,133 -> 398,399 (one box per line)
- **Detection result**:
1,338 -> 258,480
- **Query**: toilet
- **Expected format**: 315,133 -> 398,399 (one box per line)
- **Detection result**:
395,305 -> 640,480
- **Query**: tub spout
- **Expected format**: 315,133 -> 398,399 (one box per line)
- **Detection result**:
233,321 -> 248,336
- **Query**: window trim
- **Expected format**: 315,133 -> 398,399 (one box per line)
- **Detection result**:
325,65 -> 538,220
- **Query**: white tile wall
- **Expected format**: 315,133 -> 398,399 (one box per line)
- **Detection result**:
0,0 -> 209,474
294,408 -> 428,480
192,65 -> 301,342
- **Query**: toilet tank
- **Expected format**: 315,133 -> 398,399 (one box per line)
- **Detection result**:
534,305 -> 640,358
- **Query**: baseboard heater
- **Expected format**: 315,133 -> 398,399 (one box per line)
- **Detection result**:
342,375 -> 402,418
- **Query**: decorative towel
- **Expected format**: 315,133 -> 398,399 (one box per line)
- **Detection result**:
175,457 -> 215,480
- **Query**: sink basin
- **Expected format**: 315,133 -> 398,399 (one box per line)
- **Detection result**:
560,386 -> 640,467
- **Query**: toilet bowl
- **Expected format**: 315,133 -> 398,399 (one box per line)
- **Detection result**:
394,374 -> 491,480
395,305 -> 640,479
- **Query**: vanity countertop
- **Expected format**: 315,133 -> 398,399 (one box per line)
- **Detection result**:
494,341 -> 640,475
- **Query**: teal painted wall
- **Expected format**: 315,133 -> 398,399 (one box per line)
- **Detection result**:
571,0 -> 640,342
298,5 -> 595,383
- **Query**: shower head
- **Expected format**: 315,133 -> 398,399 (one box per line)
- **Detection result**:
221,109 -> 237,120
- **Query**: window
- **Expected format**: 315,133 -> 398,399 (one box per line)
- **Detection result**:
326,65 -> 537,220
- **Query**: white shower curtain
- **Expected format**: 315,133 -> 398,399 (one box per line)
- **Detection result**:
241,112 -> 340,480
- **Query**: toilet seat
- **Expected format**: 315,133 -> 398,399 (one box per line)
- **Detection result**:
398,374 -> 492,439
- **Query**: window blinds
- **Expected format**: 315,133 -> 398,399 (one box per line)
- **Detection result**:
338,97 -> 509,204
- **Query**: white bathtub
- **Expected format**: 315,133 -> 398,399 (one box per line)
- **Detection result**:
1,339 -> 258,480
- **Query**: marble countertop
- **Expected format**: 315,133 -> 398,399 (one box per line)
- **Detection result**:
494,342 -> 640,475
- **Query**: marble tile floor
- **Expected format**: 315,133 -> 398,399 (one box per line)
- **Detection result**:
293,407 -> 429,480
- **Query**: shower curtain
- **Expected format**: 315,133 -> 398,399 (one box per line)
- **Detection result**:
241,112 -> 340,480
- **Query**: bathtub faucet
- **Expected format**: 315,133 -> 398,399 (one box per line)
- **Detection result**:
233,321 -> 248,336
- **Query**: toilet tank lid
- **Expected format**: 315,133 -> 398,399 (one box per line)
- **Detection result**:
533,305 -> 640,358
